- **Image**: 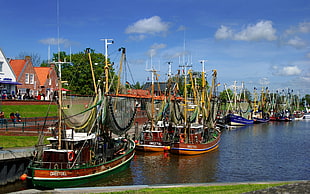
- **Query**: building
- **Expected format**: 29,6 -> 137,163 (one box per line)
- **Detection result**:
0,48 -> 21,99
10,56 -> 40,99
34,65 -> 58,100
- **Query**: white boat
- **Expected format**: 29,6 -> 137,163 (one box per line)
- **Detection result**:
303,113 -> 310,119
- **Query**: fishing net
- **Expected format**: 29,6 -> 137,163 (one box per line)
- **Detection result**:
171,100 -> 184,123
106,96 -> 137,135
239,101 -> 251,113
62,95 -> 99,132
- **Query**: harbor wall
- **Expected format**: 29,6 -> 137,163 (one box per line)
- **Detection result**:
0,148 -> 34,185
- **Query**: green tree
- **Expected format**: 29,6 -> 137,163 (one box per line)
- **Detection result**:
49,49 -> 117,95
131,81 -> 142,89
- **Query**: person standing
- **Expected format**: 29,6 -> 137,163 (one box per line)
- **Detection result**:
15,111 -> 21,122
10,112 -> 16,123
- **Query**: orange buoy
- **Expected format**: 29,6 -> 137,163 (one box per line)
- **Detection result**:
20,174 -> 27,181
163,146 -> 170,151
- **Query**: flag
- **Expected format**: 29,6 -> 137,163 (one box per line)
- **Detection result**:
125,81 -> 130,85
217,83 -> 221,87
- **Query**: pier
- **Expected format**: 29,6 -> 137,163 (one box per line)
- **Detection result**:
0,147 -> 34,185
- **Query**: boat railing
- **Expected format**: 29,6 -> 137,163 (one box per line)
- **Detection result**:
32,159 -> 92,170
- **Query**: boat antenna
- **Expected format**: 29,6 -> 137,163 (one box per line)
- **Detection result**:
167,61 -> 173,79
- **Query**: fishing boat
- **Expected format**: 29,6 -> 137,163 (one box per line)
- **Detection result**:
303,113 -> 310,119
225,113 -> 254,125
135,121 -> 171,152
135,68 -> 174,152
170,62 -> 221,155
277,110 -> 293,121
223,81 -> 254,126
251,87 -> 270,123
293,111 -> 304,120
26,44 -> 137,188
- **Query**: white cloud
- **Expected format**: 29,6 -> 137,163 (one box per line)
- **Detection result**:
234,21 -> 277,41
39,38 -> 72,47
299,22 -> 310,33
147,43 -> 166,57
215,25 -> 233,40
285,22 -> 310,35
286,36 -> 307,49
177,25 -> 187,31
272,65 -> 302,76
259,77 -> 270,85
125,16 -> 169,34
215,20 -> 277,41
128,35 -> 147,41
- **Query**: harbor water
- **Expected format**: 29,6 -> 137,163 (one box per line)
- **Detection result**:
2,120 -> 309,192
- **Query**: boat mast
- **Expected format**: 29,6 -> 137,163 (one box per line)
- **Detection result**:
86,48 -> 98,95
54,0 -> 69,149
146,63 -> 157,131
233,81 -> 237,114
100,38 -> 114,94
200,60 -> 207,121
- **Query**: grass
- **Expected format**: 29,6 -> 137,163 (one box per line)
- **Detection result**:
96,183 -> 290,194
0,105 -> 55,148
0,104 -> 57,118
0,135 -> 49,148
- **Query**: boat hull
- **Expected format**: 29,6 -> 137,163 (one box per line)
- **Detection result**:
226,114 -> 254,125
253,117 -> 270,123
170,133 -> 220,155
303,113 -> 310,119
135,144 -> 170,152
27,141 -> 135,189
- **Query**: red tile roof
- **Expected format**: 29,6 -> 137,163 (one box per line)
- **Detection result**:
9,59 -> 26,78
34,67 -> 51,86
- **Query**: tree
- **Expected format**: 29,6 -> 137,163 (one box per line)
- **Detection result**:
49,49 -> 117,95
131,81 -> 142,89
17,52 -> 42,66
219,88 -> 233,103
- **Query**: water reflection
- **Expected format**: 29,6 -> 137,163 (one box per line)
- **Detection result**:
3,120 -> 309,192
217,120 -> 310,182
131,150 -> 219,184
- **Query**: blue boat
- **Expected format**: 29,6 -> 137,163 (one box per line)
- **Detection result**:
252,111 -> 270,123
253,117 -> 270,123
225,113 -> 254,126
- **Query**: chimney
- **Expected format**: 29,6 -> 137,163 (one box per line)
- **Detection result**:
25,56 -> 31,61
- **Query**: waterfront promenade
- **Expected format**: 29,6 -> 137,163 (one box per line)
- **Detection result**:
12,180 -> 310,193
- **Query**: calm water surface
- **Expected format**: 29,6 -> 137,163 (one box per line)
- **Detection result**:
3,120 -> 310,192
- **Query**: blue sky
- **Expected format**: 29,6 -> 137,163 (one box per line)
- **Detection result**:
1,0 -> 310,95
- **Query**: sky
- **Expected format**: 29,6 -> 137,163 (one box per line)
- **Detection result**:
1,0 -> 310,96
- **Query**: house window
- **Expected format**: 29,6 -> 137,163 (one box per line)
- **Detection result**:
30,74 -> 34,84
0,62 -> 3,72
25,73 -> 29,84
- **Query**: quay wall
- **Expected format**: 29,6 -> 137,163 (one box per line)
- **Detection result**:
0,148 -> 34,185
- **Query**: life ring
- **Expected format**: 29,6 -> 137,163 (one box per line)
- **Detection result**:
68,151 -> 74,162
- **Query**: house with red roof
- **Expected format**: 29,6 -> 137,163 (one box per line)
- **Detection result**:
0,48 -> 21,98
34,66 -> 58,100
10,56 -> 41,99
